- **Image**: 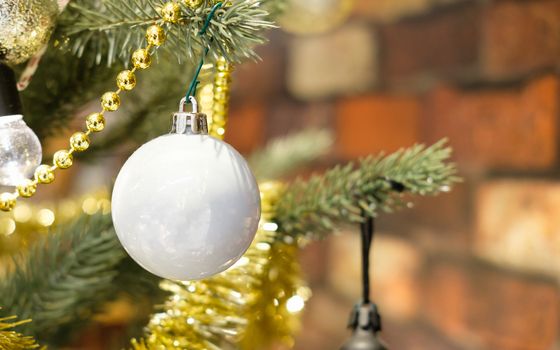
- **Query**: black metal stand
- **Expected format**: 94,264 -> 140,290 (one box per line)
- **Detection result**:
340,214 -> 388,350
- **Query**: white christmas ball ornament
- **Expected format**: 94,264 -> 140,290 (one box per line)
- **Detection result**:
112,100 -> 261,281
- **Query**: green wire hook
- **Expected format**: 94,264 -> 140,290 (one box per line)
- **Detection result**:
185,2 -> 223,103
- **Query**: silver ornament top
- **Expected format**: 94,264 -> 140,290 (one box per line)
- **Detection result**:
170,96 -> 208,135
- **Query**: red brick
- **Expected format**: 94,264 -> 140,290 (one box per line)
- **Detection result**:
476,180 -> 560,277
424,259 -> 560,350
481,1 -> 560,80
233,31 -> 286,102
381,181 -> 471,247
336,94 -> 421,158
224,103 -> 265,154
424,75 -> 559,170
265,100 -> 335,140
379,4 -> 479,86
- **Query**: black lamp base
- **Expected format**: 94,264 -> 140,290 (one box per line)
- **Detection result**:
340,303 -> 388,350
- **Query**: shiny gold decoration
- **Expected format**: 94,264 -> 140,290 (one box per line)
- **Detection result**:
197,57 -> 233,139
53,150 -> 73,169
0,0 -> 58,64
116,70 -> 137,91
131,49 -> 152,69
0,189 -> 111,258
145,25 -> 166,46
101,92 -> 121,111
160,2 -> 181,23
34,165 -> 54,184
70,132 -> 90,152
86,113 -> 106,132
184,0 -> 203,9
16,179 -> 37,198
0,309 -> 40,349
0,192 -> 17,212
132,182 -> 308,350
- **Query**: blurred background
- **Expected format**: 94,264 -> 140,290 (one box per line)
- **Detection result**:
2,0 -> 560,349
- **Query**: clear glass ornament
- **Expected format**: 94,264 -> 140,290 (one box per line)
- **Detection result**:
0,115 -> 42,186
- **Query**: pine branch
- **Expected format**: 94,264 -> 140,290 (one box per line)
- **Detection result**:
18,47 -> 118,140
0,214 -> 163,346
55,0 -> 276,66
275,139 -> 460,238
248,129 -> 334,180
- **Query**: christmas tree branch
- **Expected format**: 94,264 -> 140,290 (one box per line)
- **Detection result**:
248,129 -> 334,180
275,139 -> 460,238
56,0 -> 276,66
19,48 -> 117,140
0,214 -> 163,346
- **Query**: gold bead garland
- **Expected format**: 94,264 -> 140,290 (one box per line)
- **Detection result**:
53,150 -> 73,169
160,2 -> 182,23
0,8 -> 168,211
16,180 -> 36,198
131,49 -> 152,69
0,1 -> 232,213
116,70 -> 137,91
70,132 -> 90,152
184,0 -> 204,9
86,113 -> 106,133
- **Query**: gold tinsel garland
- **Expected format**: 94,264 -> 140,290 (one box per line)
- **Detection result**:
0,310 -> 39,350
132,182 -> 309,350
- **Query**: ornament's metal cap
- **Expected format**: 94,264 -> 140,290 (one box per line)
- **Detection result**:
170,96 -> 208,135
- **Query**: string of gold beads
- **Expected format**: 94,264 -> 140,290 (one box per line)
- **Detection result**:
0,11 -> 172,212
0,1 -> 230,213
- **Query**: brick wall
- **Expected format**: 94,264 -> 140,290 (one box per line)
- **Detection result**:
228,0 -> 560,349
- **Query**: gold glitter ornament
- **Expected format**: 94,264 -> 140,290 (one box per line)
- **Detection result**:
132,49 -> 152,69
86,113 -> 105,132
116,70 -> 136,91
101,92 -> 120,111
161,2 -> 181,23
53,150 -> 73,169
34,165 -> 54,184
70,132 -> 90,152
0,192 -> 16,212
0,0 -> 59,64
17,179 -> 37,198
145,25 -> 166,46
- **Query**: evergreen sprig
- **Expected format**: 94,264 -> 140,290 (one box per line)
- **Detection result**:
0,215 -> 121,343
19,48 -> 117,140
249,129 -> 334,180
56,0 -> 276,66
275,139 -> 460,238
0,214 -> 163,346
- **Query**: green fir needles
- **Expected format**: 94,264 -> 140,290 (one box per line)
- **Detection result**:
275,139 -> 460,238
56,0 -> 276,66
